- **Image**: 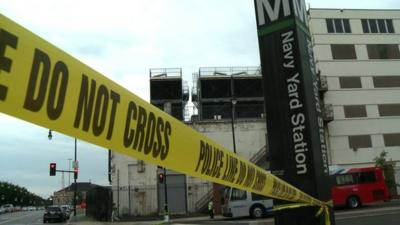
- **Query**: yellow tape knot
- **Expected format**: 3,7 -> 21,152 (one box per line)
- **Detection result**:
273,200 -> 333,225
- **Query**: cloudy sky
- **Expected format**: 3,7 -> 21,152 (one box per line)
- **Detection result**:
1,0 -> 399,198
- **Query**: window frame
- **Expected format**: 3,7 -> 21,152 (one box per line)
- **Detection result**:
339,76 -> 362,89
378,104 -> 400,117
230,188 -> 247,201
331,44 -> 357,60
348,135 -> 372,149
343,105 -> 367,118
367,44 -> 400,59
362,19 -> 395,34
383,133 -> 400,147
326,18 -> 351,33
373,76 -> 400,88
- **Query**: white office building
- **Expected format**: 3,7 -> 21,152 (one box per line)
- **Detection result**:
309,8 -> 400,190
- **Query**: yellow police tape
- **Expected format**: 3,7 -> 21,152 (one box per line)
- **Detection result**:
0,14 -> 331,223
274,200 -> 333,225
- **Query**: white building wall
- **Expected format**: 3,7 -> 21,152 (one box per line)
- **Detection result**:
110,119 -> 267,215
310,9 -> 400,170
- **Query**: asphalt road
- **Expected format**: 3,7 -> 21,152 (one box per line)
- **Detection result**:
176,202 -> 400,225
0,210 -> 60,225
2,203 -> 400,225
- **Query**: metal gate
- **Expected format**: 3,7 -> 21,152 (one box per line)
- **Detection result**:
158,172 -> 187,215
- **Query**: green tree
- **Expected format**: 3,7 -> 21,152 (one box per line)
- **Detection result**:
374,151 -> 397,198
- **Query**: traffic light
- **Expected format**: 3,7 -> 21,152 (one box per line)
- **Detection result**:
50,163 -> 56,176
158,172 -> 165,183
74,168 -> 78,180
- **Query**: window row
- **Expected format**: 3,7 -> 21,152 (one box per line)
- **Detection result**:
343,104 -> 400,118
326,18 -> 395,34
348,133 -> 400,149
361,19 -> 395,34
338,76 -> 400,89
331,44 -> 400,60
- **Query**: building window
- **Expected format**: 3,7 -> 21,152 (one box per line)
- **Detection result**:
378,104 -> 400,116
348,135 -> 372,149
373,76 -> 400,88
326,19 -> 351,33
361,19 -> 395,33
137,160 -> 145,173
367,44 -> 400,59
339,77 -> 362,88
344,105 -> 367,118
383,133 -> 400,146
331,44 -> 357,59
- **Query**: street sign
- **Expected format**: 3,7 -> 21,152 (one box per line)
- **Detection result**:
254,0 -> 334,224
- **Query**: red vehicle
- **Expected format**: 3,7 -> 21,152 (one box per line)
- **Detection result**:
330,166 -> 390,208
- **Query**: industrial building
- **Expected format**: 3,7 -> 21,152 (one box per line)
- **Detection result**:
110,8 -> 400,217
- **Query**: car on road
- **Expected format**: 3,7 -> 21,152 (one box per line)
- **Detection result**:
60,205 -> 71,219
43,206 -> 67,223
1,204 -> 14,213
0,207 -> 5,214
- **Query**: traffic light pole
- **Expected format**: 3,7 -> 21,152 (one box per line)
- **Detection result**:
162,102 -> 171,222
73,138 -> 77,217
163,168 -> 168,221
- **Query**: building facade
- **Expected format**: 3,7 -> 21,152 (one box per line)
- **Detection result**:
53,182 -> 100,206
110,67 -> 268,217
110,8 -> 400,216
309,8 -> 400,193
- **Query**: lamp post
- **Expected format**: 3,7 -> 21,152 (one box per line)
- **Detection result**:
48,130 -> 78,216
230,98 -> 237,154
73,138 -> 77,217
230,73 -> 237,154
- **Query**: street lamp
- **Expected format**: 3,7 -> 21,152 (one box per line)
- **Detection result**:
230,98 -> 237,154
47,130 -> 78,217
230,75 -> 237,154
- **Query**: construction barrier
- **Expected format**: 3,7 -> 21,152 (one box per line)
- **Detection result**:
0,14 -> 331,224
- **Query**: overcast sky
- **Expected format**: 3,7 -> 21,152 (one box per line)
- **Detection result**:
1,0 -> 399,198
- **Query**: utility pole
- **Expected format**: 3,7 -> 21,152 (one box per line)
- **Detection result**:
73,138 -> 77,216
162,102 -> 171,222
230,75 -> 237,154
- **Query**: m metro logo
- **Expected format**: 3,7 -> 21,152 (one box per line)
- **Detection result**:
255,0 -> 308,27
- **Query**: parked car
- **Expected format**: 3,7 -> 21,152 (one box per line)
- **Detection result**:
43,206 -> 66,223
0,207 -> 5,214
1,204 -> 14,213
60,205 -> 71,219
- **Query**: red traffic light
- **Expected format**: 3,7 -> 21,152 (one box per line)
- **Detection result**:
158,172 -> 165,183
49,163 -> 56,176
74,168 -> 78,180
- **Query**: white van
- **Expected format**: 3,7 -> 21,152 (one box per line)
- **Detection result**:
1,204 -> 14,213
221,187 -> 273,218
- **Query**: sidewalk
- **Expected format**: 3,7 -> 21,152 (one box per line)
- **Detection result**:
68,214 -> 224,225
